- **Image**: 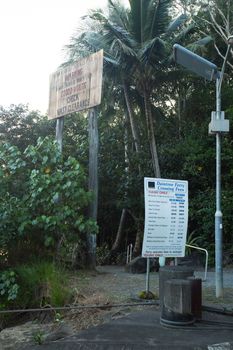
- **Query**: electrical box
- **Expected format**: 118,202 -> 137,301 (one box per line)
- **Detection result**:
208,111 -> 230,134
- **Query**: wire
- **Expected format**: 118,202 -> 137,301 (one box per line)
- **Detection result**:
0,301 -> 159,315
1,302 -> 233,317
2,301 -> 233,333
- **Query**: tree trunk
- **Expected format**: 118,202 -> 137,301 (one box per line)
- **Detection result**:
111,208 -> 127,254
128,210 -> 143,256
123,82 -> 141,154
133,228 -> 143,256
143,90 -> 161,178
131,90 -> 161,254
86,107 -> 99,269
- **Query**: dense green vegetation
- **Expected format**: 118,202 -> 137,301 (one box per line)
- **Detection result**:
1,0 -> 233,311
0,133 -> 97,266
0,262 -> 71,310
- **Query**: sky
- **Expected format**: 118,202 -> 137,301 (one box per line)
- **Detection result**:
0,0 -> 110,114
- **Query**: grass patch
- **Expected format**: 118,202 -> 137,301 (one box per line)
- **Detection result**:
14,261 -> 73,308
203,287 -> 233,306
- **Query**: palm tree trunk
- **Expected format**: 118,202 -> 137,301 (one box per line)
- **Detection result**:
134,227 -> 143,256
128,210 -> 143,255
143,90 -> 161,178
111,208 -> 127,253
123,82 -> 141,154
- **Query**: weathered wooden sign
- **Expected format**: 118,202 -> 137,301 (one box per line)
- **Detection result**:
48,50 -> 103,119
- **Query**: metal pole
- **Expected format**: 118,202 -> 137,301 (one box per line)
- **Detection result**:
159,257 -> 165,267
126,245 -> 129,264
130,244 -> 133,262
215,77 -> 223,297
146,258 -> 150,293
185,244 -> 208,281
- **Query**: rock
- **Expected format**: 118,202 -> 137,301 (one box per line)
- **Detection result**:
223,250 -> 233,266
0,321 -> 74,349
44,323 -> 74,342
177,251 -> 205,267
125,256 -> 159,274
0,321 -> 49,349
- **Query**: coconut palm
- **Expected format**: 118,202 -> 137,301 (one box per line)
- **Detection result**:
66,0 -> 196,177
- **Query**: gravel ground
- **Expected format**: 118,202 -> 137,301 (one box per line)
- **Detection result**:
79,265 -> 233,306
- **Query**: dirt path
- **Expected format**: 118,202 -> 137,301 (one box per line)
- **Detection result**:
74,265 -> 233,305
76,265 -> 160,302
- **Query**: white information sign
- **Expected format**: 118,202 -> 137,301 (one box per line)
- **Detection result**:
142,177 -> 188,258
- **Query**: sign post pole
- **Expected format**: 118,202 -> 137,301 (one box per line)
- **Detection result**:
55,117 -> 64,152
87,107 -> 99,269
146,258 -> 150,293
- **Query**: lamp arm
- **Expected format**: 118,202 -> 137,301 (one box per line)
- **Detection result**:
218,44 -> 230,94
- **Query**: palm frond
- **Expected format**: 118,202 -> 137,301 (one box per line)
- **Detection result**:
171,23 -> 196,45
138,37 -> 166,65
77,10 -> 137,58
103,57 -> 121,85
103,21 -> 137,49
104,56 -> 119,66
108,0 -> 130,32
145,0 -> 172,40
110,38 -> 137,58
194,36 -> 213,46
187,36 -> 213,55
128,0 -> 144,43
167,13 -> 188,33
77,9 -> 105,33
66,32 -> 103,60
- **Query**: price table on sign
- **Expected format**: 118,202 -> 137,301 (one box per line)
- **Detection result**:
142,178 -> 188,258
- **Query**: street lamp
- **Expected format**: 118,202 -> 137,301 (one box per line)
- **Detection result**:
173,41 -> 232,298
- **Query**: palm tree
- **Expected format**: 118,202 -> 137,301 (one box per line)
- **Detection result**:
69,0 -> 196,175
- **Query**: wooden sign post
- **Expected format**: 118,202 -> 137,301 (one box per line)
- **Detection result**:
55,117 -> 64,152
87,107 -> 98,268
48,50 -> 103,269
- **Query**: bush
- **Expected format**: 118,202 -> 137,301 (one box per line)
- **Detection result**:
0,137 -> 98,264
0,270 -> 19,310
